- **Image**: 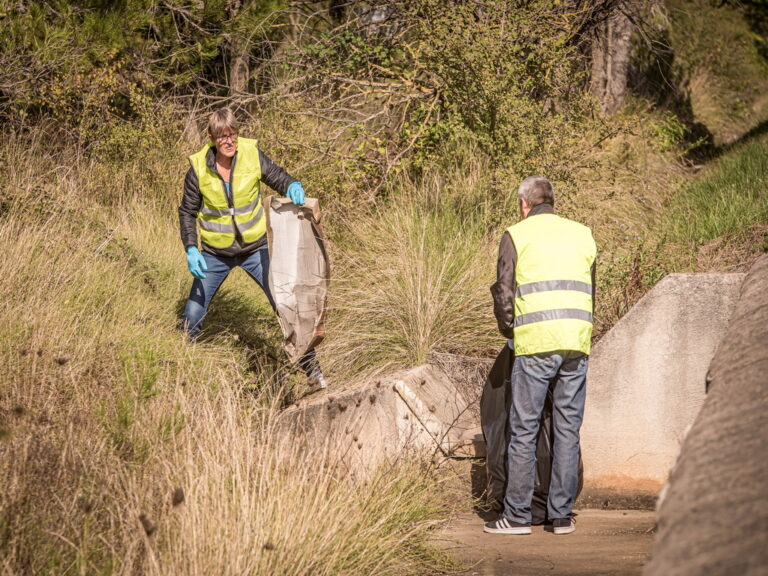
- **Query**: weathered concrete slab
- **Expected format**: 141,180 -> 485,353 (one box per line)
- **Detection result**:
580,273 -> 745,497
276,365 -> 481,475
393,367 -> 479,457
644,255 -> 768,576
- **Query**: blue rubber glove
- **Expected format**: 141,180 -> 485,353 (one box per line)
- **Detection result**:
186,246 -> 207,279
286,181 -> 305,205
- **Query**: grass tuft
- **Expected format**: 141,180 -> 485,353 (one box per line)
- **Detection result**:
323,173 -> 500,380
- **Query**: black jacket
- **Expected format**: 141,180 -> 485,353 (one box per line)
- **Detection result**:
490,203 -> 597,338
178,146 -> 298,258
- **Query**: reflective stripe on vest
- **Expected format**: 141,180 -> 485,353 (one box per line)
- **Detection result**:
188,137 -> 265,249
515,279 -> 593,298
507,213 -> 596,356
514,308 -> 593,327
199,207 -> 264,234
200,197 -> 261,218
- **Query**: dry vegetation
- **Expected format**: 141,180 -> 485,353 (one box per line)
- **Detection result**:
1,1 -> 767,574
0,131 -> 458,575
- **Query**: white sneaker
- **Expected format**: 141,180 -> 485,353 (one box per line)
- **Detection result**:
483,517 -> 532,535
307,374 -> 328,394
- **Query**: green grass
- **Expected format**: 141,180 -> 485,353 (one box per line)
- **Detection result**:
661,132 -> 768,270
668,135 -> 768,245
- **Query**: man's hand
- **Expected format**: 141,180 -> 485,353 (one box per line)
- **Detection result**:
286,181 -> 305,205
186,246 -> 208,279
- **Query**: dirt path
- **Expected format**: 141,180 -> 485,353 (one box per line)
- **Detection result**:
437,509 -> 656,576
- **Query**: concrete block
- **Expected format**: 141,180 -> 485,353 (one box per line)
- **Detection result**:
644,255 -> 768,576
276,365 -> 479,476
581,273 -> 745,496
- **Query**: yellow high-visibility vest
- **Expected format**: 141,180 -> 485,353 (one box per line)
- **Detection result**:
188,137 -> 265,249
507,213 -> 597,355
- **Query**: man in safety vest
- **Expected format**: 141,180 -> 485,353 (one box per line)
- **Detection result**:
485,176 -> 596,535
178,107 -> 326,392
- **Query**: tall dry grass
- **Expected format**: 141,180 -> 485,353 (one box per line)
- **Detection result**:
0,129 -> 453,575
322,169 -> 501,381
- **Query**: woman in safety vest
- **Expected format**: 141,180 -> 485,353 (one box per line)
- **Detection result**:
178,107 -> 326,392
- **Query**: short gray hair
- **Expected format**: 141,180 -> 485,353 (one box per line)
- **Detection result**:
518,176 -> 555,207
208,107 -> 239,139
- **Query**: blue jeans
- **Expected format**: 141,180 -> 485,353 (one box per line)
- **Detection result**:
181,246 -> 320,375
503,351 -> 588,523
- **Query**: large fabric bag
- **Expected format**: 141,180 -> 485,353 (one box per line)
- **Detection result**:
265,196 -> 330,362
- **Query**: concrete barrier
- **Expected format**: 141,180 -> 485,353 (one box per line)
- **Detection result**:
644,255 -> 768,576
276,364 -> 481,476
580,273 -> 745,501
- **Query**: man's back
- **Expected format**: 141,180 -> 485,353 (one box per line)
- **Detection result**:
507,213 -> 597,356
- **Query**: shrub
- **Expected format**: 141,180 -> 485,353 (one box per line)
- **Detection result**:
322,171 -> 500,379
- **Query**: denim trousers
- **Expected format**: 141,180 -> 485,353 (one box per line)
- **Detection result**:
503,351 -> 588,523
181,245 -> 319,376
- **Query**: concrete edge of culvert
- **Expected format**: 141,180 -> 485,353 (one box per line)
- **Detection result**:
580,272 -> 746,491
577,488 -> 660,511
576,474 -> 664,510
643,255 -> 768,576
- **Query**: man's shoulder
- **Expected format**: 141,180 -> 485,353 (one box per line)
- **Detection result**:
542,213 -> 593,235
509,214 -> 594,243
563,216 -> 593,233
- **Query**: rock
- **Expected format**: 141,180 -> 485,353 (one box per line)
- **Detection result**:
275,365 -> 480,476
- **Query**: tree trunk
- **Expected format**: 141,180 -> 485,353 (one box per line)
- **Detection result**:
229,42 -> 250,96
590,4 -> 635,115
227,0 -> 249,96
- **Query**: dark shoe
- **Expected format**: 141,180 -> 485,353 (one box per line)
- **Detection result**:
552,517 -> 576,535
483,517 -> 531,535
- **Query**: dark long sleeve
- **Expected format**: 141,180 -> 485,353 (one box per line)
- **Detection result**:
178,167 -> 201,249
490,232 -> 517,339
259,150 -> 298,194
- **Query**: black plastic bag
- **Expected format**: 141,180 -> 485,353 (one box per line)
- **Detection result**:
480,344 -> 583,524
